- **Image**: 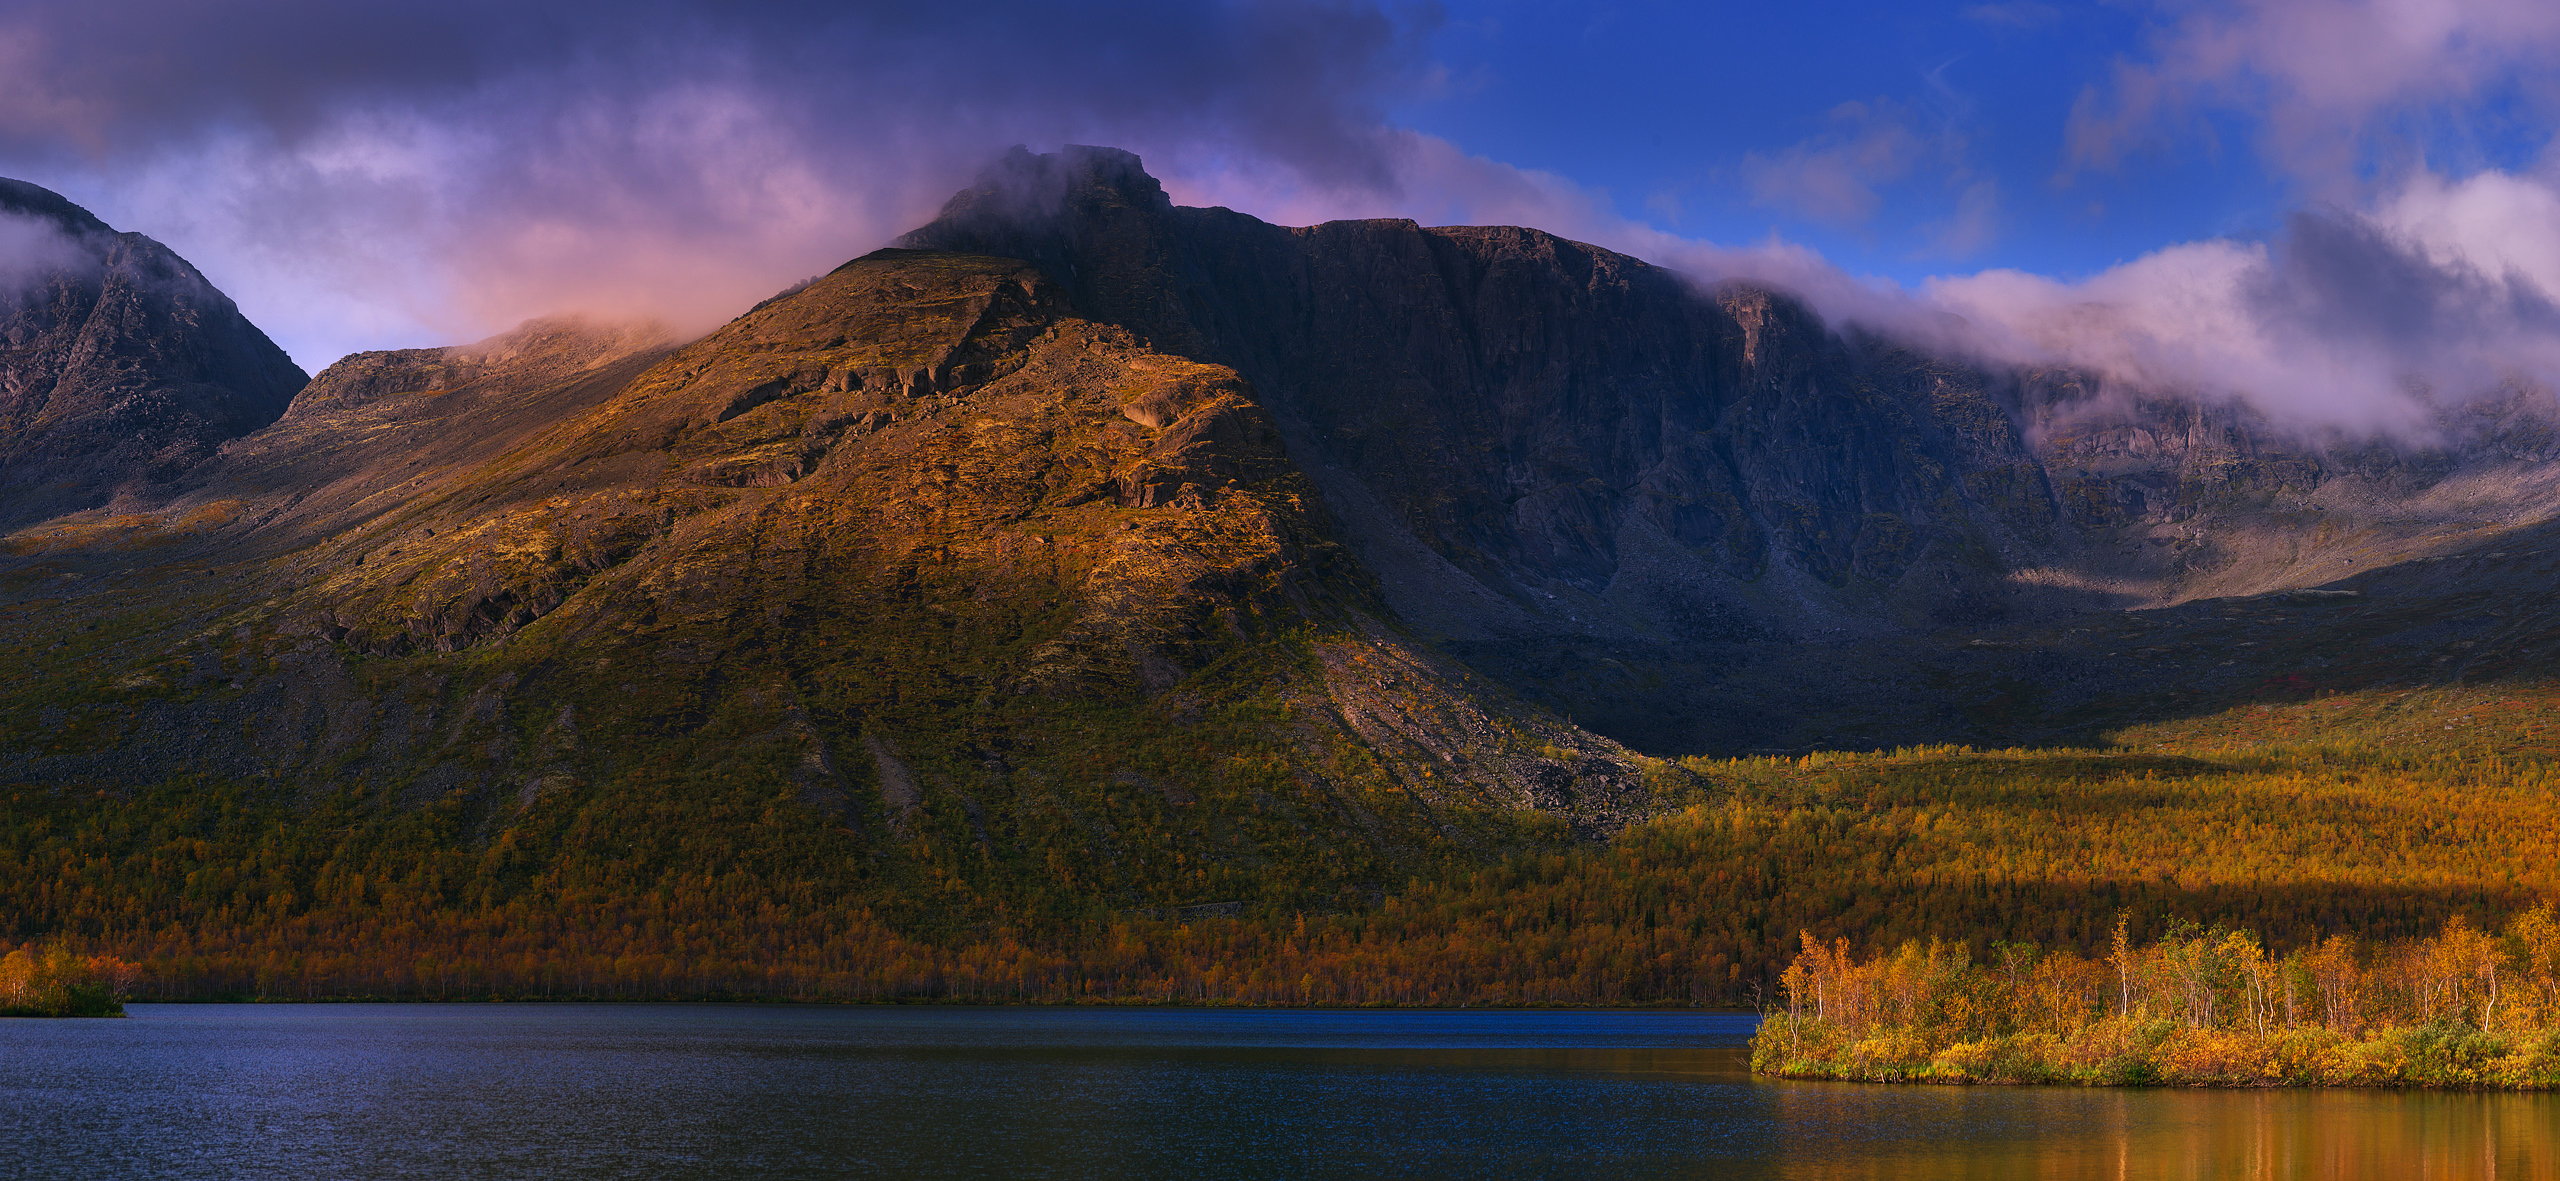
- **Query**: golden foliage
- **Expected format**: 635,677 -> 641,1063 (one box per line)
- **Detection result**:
1757,909 -> 2560,1087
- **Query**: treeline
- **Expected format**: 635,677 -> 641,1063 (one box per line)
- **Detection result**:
1755,909 -> 2560,1087
13,688 -> 2560,1007
25,809 -> 2552,1008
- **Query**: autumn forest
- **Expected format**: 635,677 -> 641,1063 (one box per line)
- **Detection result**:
12,676 -> 2560,1041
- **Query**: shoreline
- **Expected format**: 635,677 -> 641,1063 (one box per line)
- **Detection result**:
1751,1018 -> 2560,1091
84,995 -> 1761,1012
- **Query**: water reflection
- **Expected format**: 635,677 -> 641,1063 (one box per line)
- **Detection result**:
0,1006 -> 2551,1180
1774,1081 -> 2560,1180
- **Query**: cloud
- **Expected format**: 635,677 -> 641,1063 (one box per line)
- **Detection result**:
2067,0 -> 2560,183
1188,130 -> 2560,438
0,212 -> 90,289
1724,96 -> 1998,256
0,1 -> 1435,368
6,0 -> 2559,445
1165,130 -> 1964,354
1928,169 -> 2560,434
1741,101 -> 1933,226
1926,179 -> 2003,258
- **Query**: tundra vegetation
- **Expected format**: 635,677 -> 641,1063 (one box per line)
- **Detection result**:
9,161 -> 2560,1099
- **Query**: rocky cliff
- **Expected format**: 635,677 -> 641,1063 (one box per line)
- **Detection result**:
901,148 -> 2065,649
0,179 -> 306,526
896,146 -> 2560,751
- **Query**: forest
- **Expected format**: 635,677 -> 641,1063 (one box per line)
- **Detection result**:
7,681 -> 2560,1009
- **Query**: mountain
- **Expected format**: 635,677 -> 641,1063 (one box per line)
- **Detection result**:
8,149 -> 2560,1002
899,147 -> 2560,752
0,180 -> 306,526
3,233 -> 1679,937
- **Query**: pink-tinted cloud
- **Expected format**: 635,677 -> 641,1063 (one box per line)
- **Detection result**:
0,213 -> 90,288
8,0 -> 2560,444
1931,168 -> 2560,435
0,1 -> 1435,368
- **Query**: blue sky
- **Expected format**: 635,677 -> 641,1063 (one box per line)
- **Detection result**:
1384,0 -> 2560,290
1395,1 -> 2272,284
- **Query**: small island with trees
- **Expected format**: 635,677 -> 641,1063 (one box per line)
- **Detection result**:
1,941 -> 134,1017
1754,908 -> 2560,1088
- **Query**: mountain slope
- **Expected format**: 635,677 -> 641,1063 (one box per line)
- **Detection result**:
2,245 -> 1683,933
902,148 -> 2063,646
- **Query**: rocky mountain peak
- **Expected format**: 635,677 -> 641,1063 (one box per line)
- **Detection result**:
0,176 -> 306,525
892,150 -> 2072,734
904,144 -> 1172,244
288,315 -> 672,418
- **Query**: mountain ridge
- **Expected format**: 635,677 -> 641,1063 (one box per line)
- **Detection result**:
11,150 -> 2560,1006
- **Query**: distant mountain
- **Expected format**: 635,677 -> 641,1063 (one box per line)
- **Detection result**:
0,179 -> 306,525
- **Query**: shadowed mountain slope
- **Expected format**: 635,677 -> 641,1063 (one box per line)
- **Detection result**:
900,146 -> 2560,751
0,179 -> 306,526
902,148 -> 2062,648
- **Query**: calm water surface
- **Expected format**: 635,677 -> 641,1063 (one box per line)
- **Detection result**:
4,1005 -> 2556,1179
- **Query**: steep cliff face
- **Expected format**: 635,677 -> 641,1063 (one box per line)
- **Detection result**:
901,148 -> 2070,656
0,179 -> 306,524
892,147 -> 2560,753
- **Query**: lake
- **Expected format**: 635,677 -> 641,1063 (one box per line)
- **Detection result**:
4,1005 -> 2554,1178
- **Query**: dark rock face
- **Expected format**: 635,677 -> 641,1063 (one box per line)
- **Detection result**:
20,145 -> 2560,781
0,178 -> 306,524
899,148 -> 2102,747
901,147 -> 2063,656
896,147 -> 2560,752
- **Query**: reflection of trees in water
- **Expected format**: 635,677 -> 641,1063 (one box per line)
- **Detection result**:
1773,1079 -> 2559,1180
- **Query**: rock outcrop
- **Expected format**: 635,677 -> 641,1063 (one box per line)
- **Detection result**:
894,147 -> 2560,751
17,144 -> 2560,816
